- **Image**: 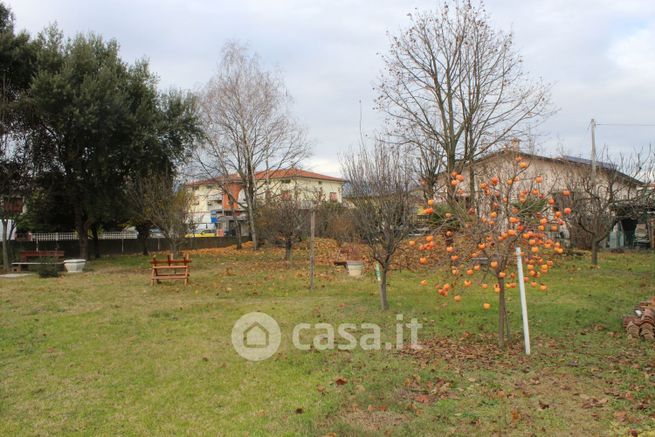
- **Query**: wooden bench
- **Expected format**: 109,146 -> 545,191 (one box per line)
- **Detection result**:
150,254 -> 191,285
12,250 -> 65,272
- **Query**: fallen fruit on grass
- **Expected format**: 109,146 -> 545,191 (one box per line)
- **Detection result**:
483,303 -> 491,310
454,295 -> 462,302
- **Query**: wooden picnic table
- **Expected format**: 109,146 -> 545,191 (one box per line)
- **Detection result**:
150,254 -> 191,285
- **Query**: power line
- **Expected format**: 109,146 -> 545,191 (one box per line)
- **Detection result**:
596,122 -> 655,127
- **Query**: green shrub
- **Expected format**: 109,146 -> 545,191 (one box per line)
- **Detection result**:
36,257 -> 60,278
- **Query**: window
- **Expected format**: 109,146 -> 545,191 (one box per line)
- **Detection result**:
329,192 -> 337,202
318,181 -> 323,185
281,179 -> 291,184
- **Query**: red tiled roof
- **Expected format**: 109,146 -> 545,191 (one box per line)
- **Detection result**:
187,168 -> 345,186
253,169 -> 345,182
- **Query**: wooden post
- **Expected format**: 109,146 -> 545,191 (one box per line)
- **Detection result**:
309,209 -> 315,290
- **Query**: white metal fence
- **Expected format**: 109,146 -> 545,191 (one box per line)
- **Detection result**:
23,231 -> 141,242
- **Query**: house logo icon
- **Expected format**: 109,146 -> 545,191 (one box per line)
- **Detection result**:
231,312 -> 281,361
243,322 -> 269,348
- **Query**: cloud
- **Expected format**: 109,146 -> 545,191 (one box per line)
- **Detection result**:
7,0 -> 655,175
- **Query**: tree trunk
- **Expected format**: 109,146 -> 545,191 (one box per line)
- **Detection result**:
91,224 -> 101,259
591,239 -> 599,266
498,278 -> 508,349
379,266 -> 389,310
235,221 -> 242,250
74,206 -> 90,260
169,239 -> 179,259
284,238 -> 292,261
1,218 -> 9,272
136,223 -> 150,255
78,231 -> 89,261
247,205 -> 258,250
468,165 -> 477,212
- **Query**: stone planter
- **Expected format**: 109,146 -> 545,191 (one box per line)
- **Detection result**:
346,261 -> 363,277
64,259 -> 86,273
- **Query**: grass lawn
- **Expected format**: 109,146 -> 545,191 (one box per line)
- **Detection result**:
1,246 -> 654,436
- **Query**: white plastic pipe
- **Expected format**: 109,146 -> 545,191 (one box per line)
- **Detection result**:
515,247 -> 531,355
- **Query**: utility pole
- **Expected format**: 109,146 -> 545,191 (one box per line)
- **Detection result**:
590,118 -> 597,184
309,209 -> 315,290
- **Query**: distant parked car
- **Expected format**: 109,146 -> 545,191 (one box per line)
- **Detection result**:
149,228 -> 164,238
185,229 -> 216,238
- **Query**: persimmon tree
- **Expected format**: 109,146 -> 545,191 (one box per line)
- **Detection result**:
415,150 -> 568,347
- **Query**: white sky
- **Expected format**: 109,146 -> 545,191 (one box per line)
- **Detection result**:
8,0 -> 655,177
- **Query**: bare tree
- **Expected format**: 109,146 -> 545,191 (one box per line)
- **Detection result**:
127,173 -> 193,258
257,187 -> 310,261
314,201 -> 357,245
341,141 -> 418,310
198,42 -> 309,249
559,149 -> 654,265
414,136 -> 447,202
376,1 -> 551,201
